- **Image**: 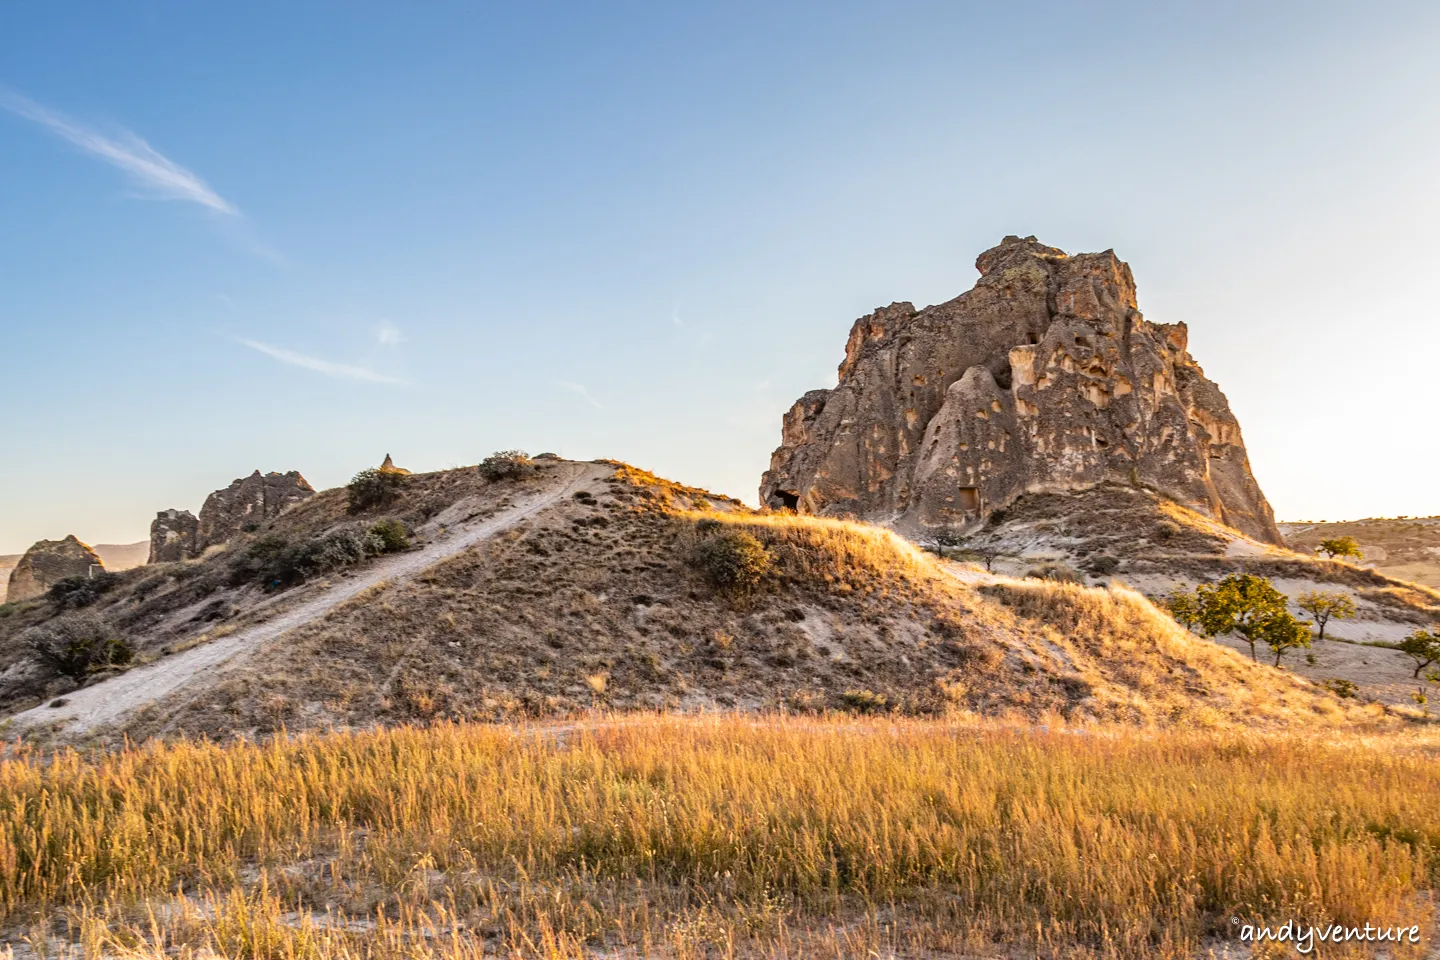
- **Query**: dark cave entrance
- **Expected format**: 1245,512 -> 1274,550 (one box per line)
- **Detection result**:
775,490 -> 800,511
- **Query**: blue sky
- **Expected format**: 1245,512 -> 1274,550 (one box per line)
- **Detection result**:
3,1 -> 1439,553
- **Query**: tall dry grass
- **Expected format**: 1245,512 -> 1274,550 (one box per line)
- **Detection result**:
681,509 -> 937,595
2,715 -> 1437,957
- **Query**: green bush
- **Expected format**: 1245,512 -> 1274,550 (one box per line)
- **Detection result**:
1322,678 -> 1359,699
369,518 -> 410,553
232,522 -> 410,590
347,468 -> 406,513
691,530 -> 774,595
478,449 -> 536,481
46,571 -> 121,609
24,613 -> 133,680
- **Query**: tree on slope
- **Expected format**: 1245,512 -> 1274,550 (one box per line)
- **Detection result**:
1296,590 -> 1356,642
1195,573 -> 1309,663
1317,536 -> 1363,561
1399,628 -> 1440,679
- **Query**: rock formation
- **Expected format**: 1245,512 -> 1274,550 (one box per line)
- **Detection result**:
147,471 -> 314,563
6,535 -> 104,603
760,236 -> 1282,544
148,509 -> 199,564
378,454 -> 411,475
194,471 -> 315,555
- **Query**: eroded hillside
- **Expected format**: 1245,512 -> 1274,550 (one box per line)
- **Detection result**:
954,484 -> 1440,704
1,460 -> 1372,745
1282,516 -> 1440,589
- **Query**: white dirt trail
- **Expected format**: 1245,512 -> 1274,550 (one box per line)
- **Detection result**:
10,462 -> 609,738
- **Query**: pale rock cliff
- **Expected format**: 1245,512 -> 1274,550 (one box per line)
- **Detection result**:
760,236 -> 1281,544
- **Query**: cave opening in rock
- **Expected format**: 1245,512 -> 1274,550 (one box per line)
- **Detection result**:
775,490 -> 800,511
957,486 -> 980,512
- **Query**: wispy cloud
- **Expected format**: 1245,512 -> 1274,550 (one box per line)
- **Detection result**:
238,338 -> 404,384
0,89 -> 238,215
556,380 -> 604,409
376,321 -> 405,346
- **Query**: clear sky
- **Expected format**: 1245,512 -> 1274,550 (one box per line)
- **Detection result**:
3,1 -> 1438,554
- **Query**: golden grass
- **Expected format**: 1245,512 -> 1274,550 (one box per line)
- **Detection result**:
2,714 -> 1437,958
981,579 -> 1367,726
682,508 -> 938,594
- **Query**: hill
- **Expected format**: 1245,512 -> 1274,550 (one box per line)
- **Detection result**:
955,483 -> 1440,704
1282,516 -> 1440,589
0,459 -> 1363,744
91,540 -> 149,571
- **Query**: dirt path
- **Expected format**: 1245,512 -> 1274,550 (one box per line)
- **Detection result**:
10,462 -> 609,738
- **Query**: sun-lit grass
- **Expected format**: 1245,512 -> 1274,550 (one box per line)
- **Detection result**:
2,714 -> 1437,957
681,508 -> 938,595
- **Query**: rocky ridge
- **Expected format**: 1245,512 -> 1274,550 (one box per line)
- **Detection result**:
761,236 -> 1281,544
150,470 -> 315,563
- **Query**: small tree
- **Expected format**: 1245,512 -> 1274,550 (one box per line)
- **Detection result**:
926,521 -> 966,555
1399,628 -> 1440,679
478,450 -> 536,481
23,614 -> 133,680
1296,590 -> 1356,642
1195,573 -> 1300,662
1164,588 -> 1200,632
347,467 -> 406,513
1317,536 -> 1363,561
1261,611 -> 1314,666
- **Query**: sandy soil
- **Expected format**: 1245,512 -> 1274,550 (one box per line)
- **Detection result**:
9,462 -> 607,738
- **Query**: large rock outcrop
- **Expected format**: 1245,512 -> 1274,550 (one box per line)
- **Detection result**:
195,470 -> 315,554
760,236 -> 1282,545
149,471 -> 315,563
148,509 -> 200,564
6,535 -> 104,603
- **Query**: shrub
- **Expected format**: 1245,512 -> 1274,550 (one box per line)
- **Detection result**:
368,518 -> 410,553
46,571 -> 121,609
478,449 -> 536,481
840,689 -> 891,714
232,523 -> 410,590
1087,555 -> 1120,575
691,530 -> 774,595
1154,520 -> 1181,540
24,613 -> 133,680
347,468 -> 406,514
1322,678 -> 1359,699
1025,562 -> 1081,584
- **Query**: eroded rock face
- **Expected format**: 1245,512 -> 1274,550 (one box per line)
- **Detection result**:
6,535 -> 104,603
194,471 -> 315,555
148,509 -> 199,564
760,236 -> 1282,544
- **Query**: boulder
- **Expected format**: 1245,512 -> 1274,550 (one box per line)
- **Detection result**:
760,236 -> 1282,545
6,535 -> 104,604
148,509 -> 199,564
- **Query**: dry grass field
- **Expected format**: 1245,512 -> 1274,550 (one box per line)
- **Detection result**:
1,714 -> 1437,958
